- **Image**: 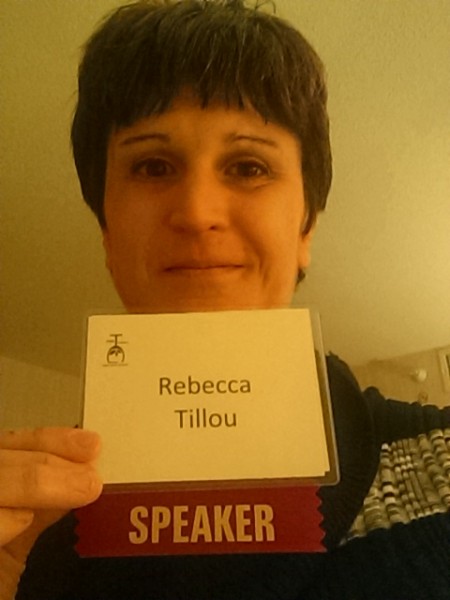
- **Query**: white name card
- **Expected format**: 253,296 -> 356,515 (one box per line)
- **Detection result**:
82,309 -> 333,485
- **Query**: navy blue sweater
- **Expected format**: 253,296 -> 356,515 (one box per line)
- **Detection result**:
17,355 -> 450,599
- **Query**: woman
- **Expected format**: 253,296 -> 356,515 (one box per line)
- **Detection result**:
3,1 -> 450,598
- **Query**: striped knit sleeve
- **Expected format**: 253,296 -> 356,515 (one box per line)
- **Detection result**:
346,387 -> 450,541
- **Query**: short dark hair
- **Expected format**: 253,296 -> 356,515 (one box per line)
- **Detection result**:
71,0 -> 332,233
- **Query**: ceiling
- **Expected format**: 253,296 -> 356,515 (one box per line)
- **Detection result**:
1,0 -> 449,376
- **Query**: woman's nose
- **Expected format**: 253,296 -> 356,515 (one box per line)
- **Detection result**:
167,173 -> 230,234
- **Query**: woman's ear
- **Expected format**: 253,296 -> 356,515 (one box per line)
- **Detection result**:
297,224 -> 315,271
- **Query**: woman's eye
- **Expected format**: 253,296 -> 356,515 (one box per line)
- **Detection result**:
227,161 -> 269,179
133,158 -> 174,178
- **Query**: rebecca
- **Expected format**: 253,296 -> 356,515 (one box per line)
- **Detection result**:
159,376 -> 251,395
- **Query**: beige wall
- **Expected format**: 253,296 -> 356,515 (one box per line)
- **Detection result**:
352,346 -> 450,409
0,356 -> 81,429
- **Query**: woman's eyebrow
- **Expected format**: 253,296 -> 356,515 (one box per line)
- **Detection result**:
117,131 -> 280,148
223,133 -> 280,148
119,132 -> 171,146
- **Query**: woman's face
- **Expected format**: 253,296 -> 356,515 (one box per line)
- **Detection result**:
102,95 -> 314,313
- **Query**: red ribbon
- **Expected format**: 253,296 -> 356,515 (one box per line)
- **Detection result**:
76,485 -> 324,557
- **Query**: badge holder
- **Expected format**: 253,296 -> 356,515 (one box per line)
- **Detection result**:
76,308 -> 338,557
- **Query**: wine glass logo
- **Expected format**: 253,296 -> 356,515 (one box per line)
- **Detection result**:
106,333 -> 127,365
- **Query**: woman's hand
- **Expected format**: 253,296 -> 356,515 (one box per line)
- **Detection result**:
0,427 -> 102,600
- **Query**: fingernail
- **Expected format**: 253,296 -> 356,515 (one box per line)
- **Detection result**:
69,469 -> 103,501
70,429 -> 100,451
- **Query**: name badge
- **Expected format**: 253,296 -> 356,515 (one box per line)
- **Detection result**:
81,308 -> 337,485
